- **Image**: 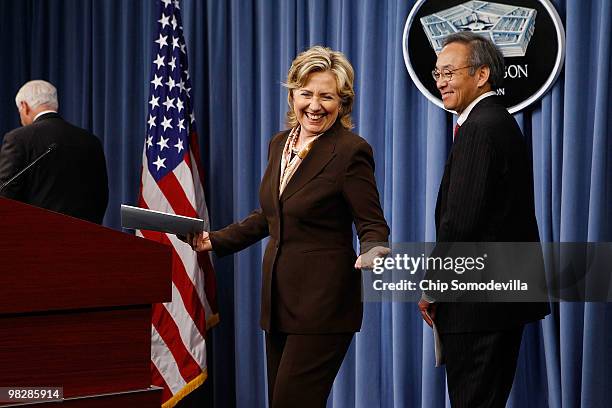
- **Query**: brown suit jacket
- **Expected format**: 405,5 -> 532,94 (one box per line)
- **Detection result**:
210,121 -> 389,333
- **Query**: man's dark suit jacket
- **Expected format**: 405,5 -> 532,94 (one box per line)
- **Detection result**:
434,96 -> 549,333
0,112 -> 109,224
210,121 -> 389,334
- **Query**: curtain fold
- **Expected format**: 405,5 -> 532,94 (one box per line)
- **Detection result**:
1,1 -> 610,407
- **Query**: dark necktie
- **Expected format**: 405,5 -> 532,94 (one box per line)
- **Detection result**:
453,123 -> 460,140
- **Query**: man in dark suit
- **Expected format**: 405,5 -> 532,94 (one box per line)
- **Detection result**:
418,33 -> 550,407
0,80 -> 108,224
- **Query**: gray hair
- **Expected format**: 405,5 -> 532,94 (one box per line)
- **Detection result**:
15,80 -> 59,110
443,32 -> 505,90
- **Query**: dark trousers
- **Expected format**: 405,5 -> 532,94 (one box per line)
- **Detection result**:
265,331 -> 353,408
441,326 -> 524,408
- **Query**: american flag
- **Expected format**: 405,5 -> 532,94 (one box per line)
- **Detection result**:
136,0 -> 218,406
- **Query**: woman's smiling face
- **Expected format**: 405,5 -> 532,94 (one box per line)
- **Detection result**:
292,70 -> 341,137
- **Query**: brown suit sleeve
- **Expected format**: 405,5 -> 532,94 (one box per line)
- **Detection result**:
341,140 -> 389,253
209,208 -> 269,257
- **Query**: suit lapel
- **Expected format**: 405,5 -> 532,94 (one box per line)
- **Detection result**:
461,95 -> 498,128
279,125 -> 338,202
269,132 -> 288,216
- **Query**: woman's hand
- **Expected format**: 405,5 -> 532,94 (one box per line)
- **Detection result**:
354,246 -> 391,269
185,231 -> 212,252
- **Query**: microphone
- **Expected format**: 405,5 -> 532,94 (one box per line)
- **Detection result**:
0,143 -> 57,192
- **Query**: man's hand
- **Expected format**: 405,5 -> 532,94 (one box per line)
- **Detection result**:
184,231 -> 212,252
354,246 -> 391,269
418,298 -> 437,328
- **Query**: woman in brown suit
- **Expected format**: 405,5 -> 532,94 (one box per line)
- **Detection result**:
188,46 -> 389,407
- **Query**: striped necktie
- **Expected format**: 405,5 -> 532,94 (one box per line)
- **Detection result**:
453,123 -> 460,140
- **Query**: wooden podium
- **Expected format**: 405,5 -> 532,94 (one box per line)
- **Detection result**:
0,198 -> 172,407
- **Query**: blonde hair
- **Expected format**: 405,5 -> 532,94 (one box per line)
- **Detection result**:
285,46 -> 355,130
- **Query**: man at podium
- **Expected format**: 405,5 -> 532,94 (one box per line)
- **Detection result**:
0,80 -> 108,224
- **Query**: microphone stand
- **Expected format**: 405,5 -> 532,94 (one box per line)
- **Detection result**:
0,143 -> 57,193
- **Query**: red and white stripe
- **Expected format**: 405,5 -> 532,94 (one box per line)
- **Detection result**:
138,142 -> 218,407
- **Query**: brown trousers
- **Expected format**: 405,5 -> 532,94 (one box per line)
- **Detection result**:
265,331 -> 353,408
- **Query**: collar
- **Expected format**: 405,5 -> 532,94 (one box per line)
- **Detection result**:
33,110 -> 58,122
456,91 -> 496,126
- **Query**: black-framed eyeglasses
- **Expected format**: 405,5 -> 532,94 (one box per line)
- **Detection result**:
431,65 -> 473,82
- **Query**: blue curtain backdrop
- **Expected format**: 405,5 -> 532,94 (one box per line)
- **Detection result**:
1,0 -> 610,407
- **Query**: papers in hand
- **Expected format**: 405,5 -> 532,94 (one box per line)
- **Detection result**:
121,204 -> 205,236
425,311 -> 445,367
